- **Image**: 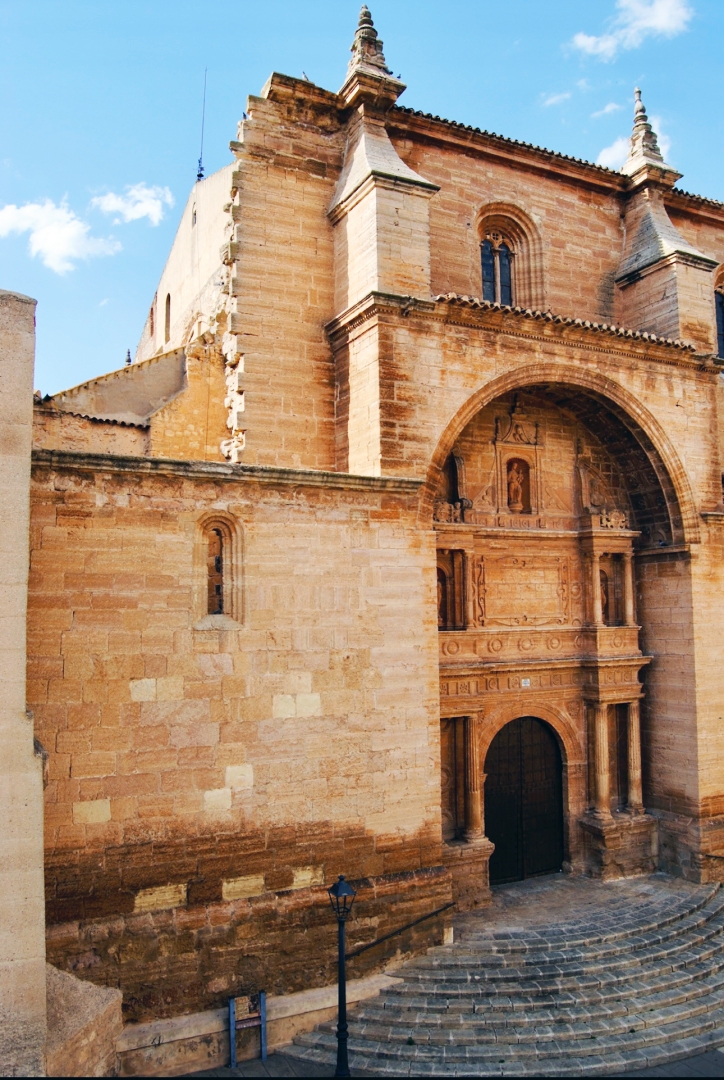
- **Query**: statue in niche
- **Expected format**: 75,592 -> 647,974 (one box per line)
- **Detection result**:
600,569 -> 610,625
507,460 -> 526,513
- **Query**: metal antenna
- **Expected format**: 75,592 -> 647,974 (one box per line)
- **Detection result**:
197,68 -> 207,182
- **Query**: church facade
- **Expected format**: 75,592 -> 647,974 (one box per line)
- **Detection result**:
27,4 -> 724,1047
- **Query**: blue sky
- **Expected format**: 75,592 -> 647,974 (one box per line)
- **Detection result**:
0,0 -> 721,395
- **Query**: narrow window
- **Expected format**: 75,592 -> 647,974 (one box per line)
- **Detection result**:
481,239 -> 496,302
481,235 -> 514,305
716,290 -> 724,359
164,294 -> 171,343
207,529 -> 224,614
498,243 -> 513,306
149,304 -> 155,338
192,204 -> 197,227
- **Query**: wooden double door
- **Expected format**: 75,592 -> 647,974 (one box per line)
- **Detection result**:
484,717 -> 564,885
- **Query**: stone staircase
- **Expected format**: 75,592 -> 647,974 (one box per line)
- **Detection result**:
284,873 -> 724,1076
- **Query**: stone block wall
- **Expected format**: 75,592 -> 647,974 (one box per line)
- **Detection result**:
28,454 -> 449,1019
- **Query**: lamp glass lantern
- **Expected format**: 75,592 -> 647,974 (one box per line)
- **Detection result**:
328,874 -> 356,920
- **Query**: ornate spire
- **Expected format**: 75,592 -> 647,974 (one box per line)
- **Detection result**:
346,5 -> 393,79
339,6 -> 405,109
621,88 -> 672,178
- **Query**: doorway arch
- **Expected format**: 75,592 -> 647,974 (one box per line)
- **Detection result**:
484,716 -> 564,885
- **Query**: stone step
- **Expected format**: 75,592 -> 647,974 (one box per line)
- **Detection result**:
357,966 -> 724,1025
284,1023 -> 724,1076
291,998 -> 724,1064
454,883 -> 718,952
399,918 -> 724,987
434,890 -> 724,965
283,879 -> 724,1077
336,983 -> 724,1045
376,954 -> 724,1011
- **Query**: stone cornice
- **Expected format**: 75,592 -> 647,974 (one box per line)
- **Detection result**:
387,108 -> 629,195
326,292 -> 716,372
31,449 -> 424,495
250,76 -> 724,216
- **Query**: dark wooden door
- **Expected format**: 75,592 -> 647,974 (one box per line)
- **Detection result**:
484,717 -> 564,885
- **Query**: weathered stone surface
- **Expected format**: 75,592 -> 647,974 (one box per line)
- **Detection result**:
46,963 -> 122,1077
0,290 -> 46,1076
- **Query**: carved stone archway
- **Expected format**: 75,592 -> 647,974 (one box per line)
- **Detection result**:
420,362 -> 700,547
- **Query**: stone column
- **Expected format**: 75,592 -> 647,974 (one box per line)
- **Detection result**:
0,292 -> 46,1075
623,552 -> 635,626
593,704 -> 611,815
464,552 -> 476,629
627,700 -> 644,812
590,554 -> 603,626
463,714 -> 483,840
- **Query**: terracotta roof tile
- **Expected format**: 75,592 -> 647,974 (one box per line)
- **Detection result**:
432,293 -> 697,352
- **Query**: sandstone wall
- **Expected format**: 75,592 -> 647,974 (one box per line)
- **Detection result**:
28,454 -> 448,1019
33,405 -> 149,456
388,118 -> 625,323
0,291 -> 47,1076
227,79 -> 345,470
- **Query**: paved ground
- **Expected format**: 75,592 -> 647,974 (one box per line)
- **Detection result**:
193,1045 -> 724,1076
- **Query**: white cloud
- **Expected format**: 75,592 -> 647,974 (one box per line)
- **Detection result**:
0,199 -> 120,274
597,136 -> 631,169
592,102 -> 624,118
542,92 -> 572,107
572,0 -> 693,61
99,298 -> 108,307
91,183 -> 174,226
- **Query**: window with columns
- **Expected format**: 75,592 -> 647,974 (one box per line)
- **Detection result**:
481,234 -> 514,305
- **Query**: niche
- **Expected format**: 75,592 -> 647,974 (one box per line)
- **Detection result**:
506,458 -> 531,514
437,550 -> 465,630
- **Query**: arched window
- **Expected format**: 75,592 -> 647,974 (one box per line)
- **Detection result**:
207,528 -> 224,614
716,288 -> 724,359
195,514 -> 243,627
477,203 -> 545,310
481,235 -> 514,305
164,294 -> 171,344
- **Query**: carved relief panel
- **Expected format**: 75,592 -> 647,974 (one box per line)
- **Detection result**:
476,555 -> 570,627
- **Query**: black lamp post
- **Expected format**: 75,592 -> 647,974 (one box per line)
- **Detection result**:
328,874 -> 357,1078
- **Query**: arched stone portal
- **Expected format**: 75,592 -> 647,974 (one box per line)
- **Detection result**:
484,717 -> 564,885
434,376 -> 672,901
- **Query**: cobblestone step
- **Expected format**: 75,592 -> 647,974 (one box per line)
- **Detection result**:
284,876 -> 724,1077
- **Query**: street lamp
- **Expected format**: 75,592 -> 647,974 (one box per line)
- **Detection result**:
328,874 -> 357,1078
